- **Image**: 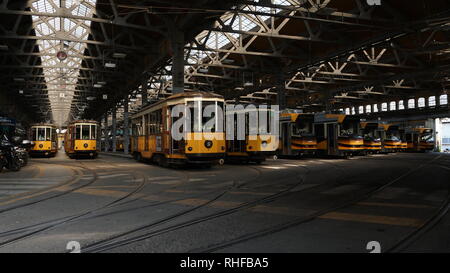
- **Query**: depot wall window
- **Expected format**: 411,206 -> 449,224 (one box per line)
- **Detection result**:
408,99 -> 415,109
398,100 -> 405,110
389,101 -> 396,111
365,105 -> 371,113
351,107 -> 356,115
381,103 -> 388,112
440,94 -> 448,105
359,106 -> 364,114
345,108 -> 350,115
418,97 -> 425,108
429,96 -> 436,107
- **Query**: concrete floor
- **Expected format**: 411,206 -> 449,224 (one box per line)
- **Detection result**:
0,150 -> 448,253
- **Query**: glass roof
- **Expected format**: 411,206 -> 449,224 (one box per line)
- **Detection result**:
31,0 -> 97,127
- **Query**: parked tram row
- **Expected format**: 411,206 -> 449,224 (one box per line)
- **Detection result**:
24,92 -> 435,166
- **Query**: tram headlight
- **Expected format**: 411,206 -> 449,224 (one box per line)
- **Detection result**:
188,147 -> 193,151
261,141 -> 268,148
204,140 -> 213,149
39,144 -> 43,148
84,143 -> 88,148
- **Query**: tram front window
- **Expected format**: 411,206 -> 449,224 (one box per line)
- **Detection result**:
37,128 -> 46,141
421,134 -> 434,142
340,122 -> 357,137
293,120 -> 312,137
82,126 -> 90,140
75,125 -> 96,140
187,101 -> 223,133
46,128 -> 51,141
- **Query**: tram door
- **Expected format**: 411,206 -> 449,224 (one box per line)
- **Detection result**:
327,123 -> 338,155
281,121 -> 291,155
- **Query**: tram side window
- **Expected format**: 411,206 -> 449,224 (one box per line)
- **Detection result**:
52,129 -> 57,141
133,120 -> 143,136
91,125 -> 97,139
149,111 -> 162,134
75,125 -> 81,140
32,128 -> 37,141
146,114 -> 151,136
37,128 -> 46,141
154,110 -> 162,133
46,128 -> 51,141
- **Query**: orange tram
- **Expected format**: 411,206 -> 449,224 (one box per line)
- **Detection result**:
64,120 -> 99,159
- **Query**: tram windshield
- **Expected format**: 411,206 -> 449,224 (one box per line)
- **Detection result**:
340,121 -> 360,138
420,134 -> 434,142
292,119 -> 313,137
187,101 -> 223,133
75,124 -> 97,140
31,127 -> 54,141
386,134 -> 401,141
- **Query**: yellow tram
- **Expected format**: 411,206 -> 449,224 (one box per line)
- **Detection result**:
131,92 -> 226,167
29,124 -> 58,157
225,105 -> 278,163
277,112 -> 317,158
381,124 -> 403,153
360,122 -> 382,154
313,113 -> 364,157
405,128 -> 435,152
64,120 -> 98,159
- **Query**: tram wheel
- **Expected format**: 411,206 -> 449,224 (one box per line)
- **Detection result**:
135,153 -> 142,162
154,154 -> 168,167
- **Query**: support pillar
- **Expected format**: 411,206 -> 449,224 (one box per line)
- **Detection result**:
97,117 -> 102,152
171,30 -> 185,94
112,107 -> 117,153
123,97 -> 130,155
436,93 -> 441,107
103,114 -> 109,152
141,77 -> 148,106
276,72 -> 286,110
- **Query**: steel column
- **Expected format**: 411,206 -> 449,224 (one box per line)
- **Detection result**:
141,77 -> 148,106
276,72 -> 286,110
112,107 -> 117,153
123,98 -> 130,155
103,114 -> 109,152
171,30 -> 185,94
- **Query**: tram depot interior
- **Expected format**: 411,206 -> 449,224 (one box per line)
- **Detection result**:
0,0 -> 448,254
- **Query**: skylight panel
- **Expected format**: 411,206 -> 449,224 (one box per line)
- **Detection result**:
32,0 -> 97,126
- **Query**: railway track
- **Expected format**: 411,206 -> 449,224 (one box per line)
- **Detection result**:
190,155 -> 447,253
